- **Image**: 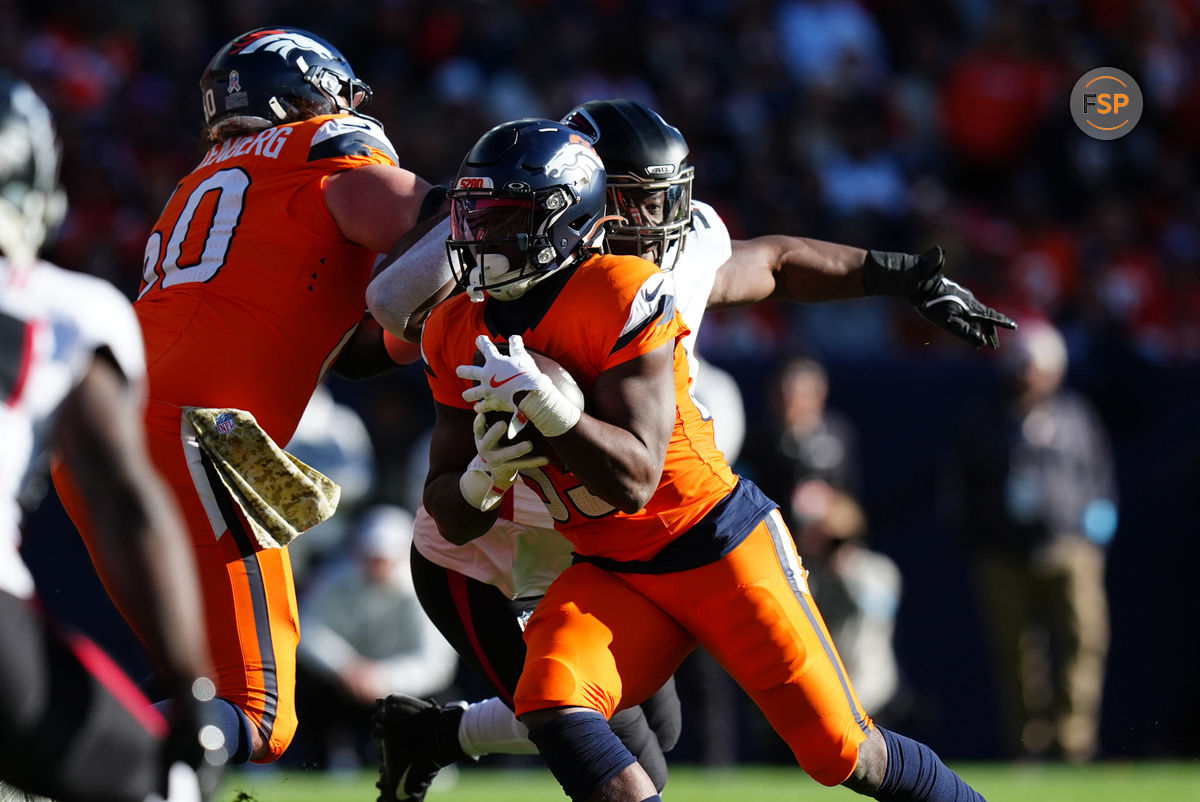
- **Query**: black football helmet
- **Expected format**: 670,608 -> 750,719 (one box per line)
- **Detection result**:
446,119 -> 608,301
561,99 -> 693,271
0,72 -> 66,265
199,27 -> 372,138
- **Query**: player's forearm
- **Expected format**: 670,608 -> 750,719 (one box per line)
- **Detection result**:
423,472 -> 502,544
366,215 -> 455,342
710,235 -> 867,308
550,416 -> 664,514
329,314 -> 401,379
767,236 -> 868,303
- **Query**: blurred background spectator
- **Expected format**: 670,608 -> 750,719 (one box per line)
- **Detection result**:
744,355 -> 860,515
292,506 -> 458,770
941,319 -> 1116,763
11,0 -> 1199,763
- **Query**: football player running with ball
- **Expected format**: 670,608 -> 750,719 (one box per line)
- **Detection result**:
370,100 -> 1011,801
413,118 -> 994,802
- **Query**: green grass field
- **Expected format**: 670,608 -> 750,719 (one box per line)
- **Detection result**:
218,761 -> 1200,802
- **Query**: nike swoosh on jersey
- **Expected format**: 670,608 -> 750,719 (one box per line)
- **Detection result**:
490,372 -> 525,388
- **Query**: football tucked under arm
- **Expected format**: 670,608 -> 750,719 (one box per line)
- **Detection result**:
462,338 -> 586,464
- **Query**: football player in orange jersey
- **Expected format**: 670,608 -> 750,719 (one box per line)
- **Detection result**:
420,119 -> 989,802
0,71 -> 223,802
372,100 -> 1012,802
52,26 -> 437,765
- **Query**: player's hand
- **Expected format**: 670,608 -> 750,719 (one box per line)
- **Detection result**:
458,334 -> 546,412
459,412 -> 548,511
863,246 -> 1016,349
457,334 -> 581,437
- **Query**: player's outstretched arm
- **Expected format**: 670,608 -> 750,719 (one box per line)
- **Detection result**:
55,354 -> 210,693
707,235 -> 869,308
708,236 -> 1016,349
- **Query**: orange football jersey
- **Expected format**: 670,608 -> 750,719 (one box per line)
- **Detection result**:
135,113 -> 397,443
422,253 -> 739,563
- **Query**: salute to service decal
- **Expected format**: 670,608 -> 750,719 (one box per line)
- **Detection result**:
1070,67 -> 1142,140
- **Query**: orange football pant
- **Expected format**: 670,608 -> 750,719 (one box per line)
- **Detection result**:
52,401 -> 299,762
514,509 -> 872,786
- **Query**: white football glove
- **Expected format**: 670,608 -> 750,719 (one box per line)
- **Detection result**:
458,411 -> 549,511
456,334 -> 582,438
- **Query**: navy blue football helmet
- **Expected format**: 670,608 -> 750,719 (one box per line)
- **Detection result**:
561,99 -> 693,271
199,27 -> 372,138
446,119 -> 608,301
0,72 -> 66,264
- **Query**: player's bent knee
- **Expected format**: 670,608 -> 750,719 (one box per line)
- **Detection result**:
526,709 -> 637,802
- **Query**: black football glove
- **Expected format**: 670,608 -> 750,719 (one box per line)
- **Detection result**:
862,246 -> 1017,349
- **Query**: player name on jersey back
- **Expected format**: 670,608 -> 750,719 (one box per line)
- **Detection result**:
197,126 -> 294,168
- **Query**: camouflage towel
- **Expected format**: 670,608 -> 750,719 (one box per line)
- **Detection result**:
184,407 -> 340,549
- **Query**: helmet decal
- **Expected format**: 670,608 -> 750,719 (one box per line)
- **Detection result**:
544,136 -> 603,184
232,30 -> 337,62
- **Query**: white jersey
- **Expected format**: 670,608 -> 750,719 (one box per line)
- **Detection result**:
413,201 -> 734,599
0,259 -> 146,598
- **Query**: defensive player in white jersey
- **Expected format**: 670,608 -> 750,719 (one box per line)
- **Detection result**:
0,73 -> 223,801
366,99 -> 1014,802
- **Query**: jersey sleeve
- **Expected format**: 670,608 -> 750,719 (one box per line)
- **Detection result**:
600,260 -> 687,371
305,115 -> 399,167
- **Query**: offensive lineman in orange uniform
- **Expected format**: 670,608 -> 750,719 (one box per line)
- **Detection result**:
53,27 -> 432,764
421,119 -> 989,802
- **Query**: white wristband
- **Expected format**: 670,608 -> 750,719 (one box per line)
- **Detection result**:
459,455 -> 515,512
519,381 -> 582,438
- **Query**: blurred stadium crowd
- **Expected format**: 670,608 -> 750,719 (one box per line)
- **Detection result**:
7,0 -> 1200,762
5,0 -> 1198,362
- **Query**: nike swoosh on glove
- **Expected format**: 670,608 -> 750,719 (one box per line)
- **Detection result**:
457,334 -> 581,436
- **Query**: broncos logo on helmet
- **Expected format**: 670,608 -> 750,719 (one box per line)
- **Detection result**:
544,135 -> 604,187
231,29 -> 338,62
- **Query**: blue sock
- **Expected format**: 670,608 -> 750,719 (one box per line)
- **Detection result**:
527,710 -> 637,802
155,697 -> 255,764
875,727 -> 986,801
